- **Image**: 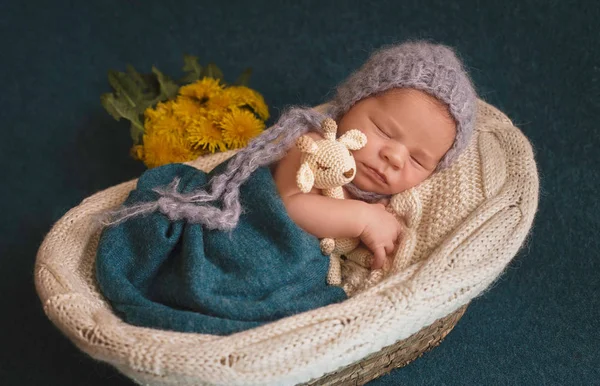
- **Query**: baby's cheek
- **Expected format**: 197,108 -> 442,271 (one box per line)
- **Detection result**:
351,148 -> 366,160
387,176 -> 408,195
351,171 -> 370,190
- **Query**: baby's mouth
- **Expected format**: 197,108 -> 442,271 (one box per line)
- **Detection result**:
363,164 -> 387,184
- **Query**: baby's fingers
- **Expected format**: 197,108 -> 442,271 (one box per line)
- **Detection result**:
377,198 -> 390,206
371,247 -> 386,270
384,242 -> 396,256
395,220 -> 405,239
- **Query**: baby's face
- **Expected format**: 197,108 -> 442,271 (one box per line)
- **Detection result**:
337,88 -> 456,195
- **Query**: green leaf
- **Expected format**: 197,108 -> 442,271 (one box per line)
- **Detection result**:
101,93 -> 140,123
234,67 -> 253,86
125,64 -> 146,90
129,117 -> 145,145
100,93 -> 123,121
126,65 -> 161,97
113,69 -> 150,106
180,54 -> 203,84
152,66 -> 179,100
204,63 -> 224,81
105,67 -> 161,114
107,70 -> 135,107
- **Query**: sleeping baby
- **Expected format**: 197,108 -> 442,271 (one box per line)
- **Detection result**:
96,41 -> 477,335
274,87 -> 465,271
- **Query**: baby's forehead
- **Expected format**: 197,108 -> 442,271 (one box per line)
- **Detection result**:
376,88 -> 451,114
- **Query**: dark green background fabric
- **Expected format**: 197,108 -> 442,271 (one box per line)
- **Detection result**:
2,1 -> 598,385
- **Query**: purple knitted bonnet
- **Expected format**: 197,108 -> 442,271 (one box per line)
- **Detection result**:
329,41 -> 478,169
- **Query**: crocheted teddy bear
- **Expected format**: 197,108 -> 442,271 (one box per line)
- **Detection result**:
295,118 -> 367,285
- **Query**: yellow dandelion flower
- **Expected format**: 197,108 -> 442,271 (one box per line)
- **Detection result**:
172,96 -> 208,123
139,131 -> 199,169
186,116 -> 227,153
225,86 -> 270,121
203,107 -> 227,123
130,144 -> 144,161
144,100 -> 174,125
205,89 -> 236,111
179,77 -> 224,101
144,101 -> 186,139
219,107 -> 265,149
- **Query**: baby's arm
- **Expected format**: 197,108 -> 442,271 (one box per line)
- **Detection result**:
273,132 -> 402,268
273,133 -> 366,239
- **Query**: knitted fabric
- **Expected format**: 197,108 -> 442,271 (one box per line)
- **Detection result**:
95,161 -> 347,335
35,100 -> 539,385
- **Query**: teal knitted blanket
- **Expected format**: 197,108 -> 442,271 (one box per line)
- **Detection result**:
95,162 -> 347,335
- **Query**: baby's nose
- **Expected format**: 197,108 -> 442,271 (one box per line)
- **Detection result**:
343,168 -> 354,178
384,146 -> 407,169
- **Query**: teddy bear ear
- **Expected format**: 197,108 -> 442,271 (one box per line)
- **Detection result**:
338,129 -> 367,150
296,162 -> 315,193
296,135 -> 319,154
321,118 -> 338,141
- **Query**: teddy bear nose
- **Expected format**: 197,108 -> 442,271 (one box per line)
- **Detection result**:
343,169 -> 354,178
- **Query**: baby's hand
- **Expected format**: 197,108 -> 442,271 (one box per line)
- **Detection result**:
359,202 -> 403,270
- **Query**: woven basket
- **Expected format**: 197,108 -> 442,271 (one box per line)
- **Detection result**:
304,305 -> 467,385
35,100 -> 538,386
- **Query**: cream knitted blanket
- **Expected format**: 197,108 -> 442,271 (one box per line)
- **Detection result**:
34,100 -> 538,386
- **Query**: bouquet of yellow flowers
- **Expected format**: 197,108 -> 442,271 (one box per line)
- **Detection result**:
101,56 -> 269,168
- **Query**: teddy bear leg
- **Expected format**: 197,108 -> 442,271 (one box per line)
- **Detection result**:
362,259 -> 392,289
327,254 -> 342,286
344,247 -> 373,268
320,238 -> 336,255
341,259 -> 370,297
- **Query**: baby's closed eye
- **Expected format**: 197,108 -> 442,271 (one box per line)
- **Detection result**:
410,156 -> 424,167
375,125 -> 391,139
